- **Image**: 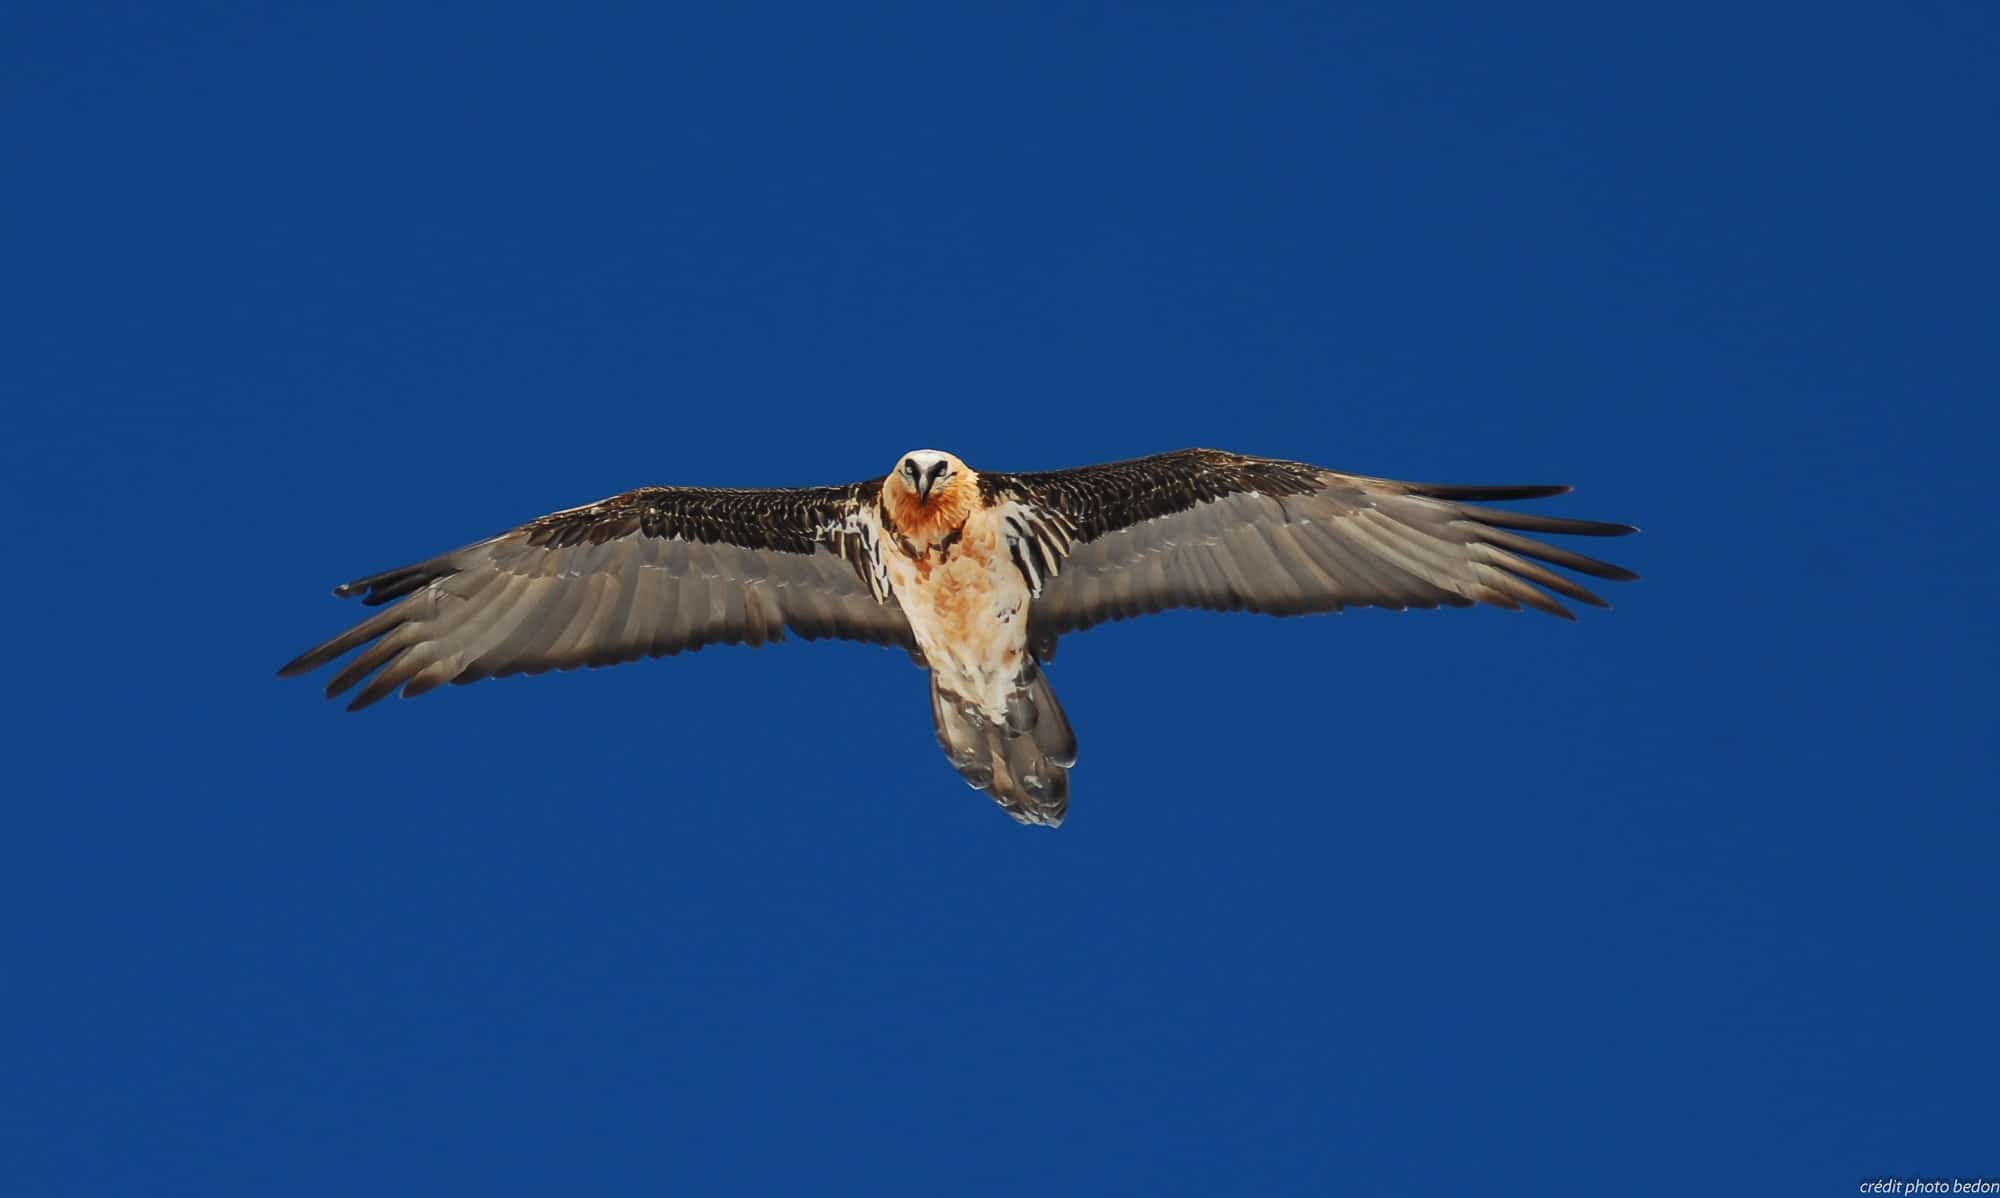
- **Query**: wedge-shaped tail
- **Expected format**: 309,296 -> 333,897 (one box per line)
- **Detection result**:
930,661 -> 1077,827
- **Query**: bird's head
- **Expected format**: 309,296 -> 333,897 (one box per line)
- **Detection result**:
882,449 -> 976,542
888,449 -> 967,507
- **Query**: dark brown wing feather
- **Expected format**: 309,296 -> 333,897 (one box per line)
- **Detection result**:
279,481 -> 911,709
980,448 -> 1637,641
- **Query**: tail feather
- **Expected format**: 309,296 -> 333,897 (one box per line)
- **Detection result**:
931,662 -> 1074,827
1021,663 -> 1076,768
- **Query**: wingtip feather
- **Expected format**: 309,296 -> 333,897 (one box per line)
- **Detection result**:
1409,482 -> 1574,501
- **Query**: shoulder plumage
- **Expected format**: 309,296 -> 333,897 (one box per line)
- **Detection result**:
979,448 -> 1320,541
517,481 -> 882,553
329,480 -> 884,607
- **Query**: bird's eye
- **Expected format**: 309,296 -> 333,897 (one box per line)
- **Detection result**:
903,461 -> 918,477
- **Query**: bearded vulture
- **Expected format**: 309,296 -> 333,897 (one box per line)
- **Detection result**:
280,448 -> 1636,826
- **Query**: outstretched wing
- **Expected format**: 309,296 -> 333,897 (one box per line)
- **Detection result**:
279,482 -> 910,710
980,448 -> 1637,645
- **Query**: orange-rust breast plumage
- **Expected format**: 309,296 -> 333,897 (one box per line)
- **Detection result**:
881,475 -> 978,547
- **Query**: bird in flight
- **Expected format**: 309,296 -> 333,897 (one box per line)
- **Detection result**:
281,448 -> 1636,826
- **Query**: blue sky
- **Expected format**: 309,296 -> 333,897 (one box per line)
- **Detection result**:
3,3 -> 1994,1193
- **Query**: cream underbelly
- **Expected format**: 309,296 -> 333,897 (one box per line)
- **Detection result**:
883,523 -> 1031,720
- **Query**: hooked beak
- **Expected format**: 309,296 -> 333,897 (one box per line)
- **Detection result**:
916,472 -> 937,503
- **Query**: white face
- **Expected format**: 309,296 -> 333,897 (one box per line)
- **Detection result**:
897,449 -> 959,499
